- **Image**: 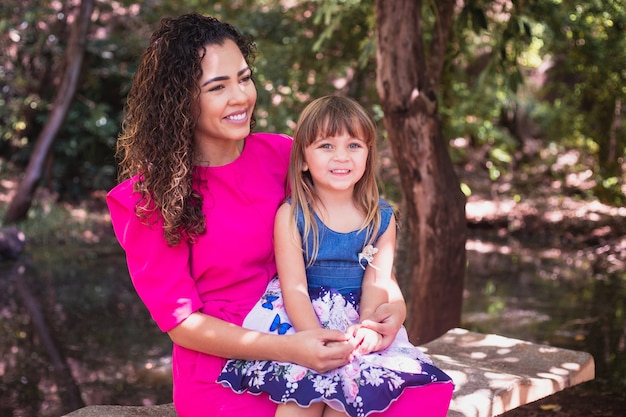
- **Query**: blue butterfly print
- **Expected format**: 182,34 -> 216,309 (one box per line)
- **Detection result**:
269,314 -> 292,335
262,295 -> 279,310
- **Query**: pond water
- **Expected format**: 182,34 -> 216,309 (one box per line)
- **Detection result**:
0,233 -> 624,417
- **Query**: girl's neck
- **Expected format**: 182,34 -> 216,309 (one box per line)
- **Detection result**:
313,192 -> 365,233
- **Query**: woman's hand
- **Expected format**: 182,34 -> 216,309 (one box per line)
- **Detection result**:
359,301 -> 405,351
168,312 -> 354,373
285,328 -> 354,373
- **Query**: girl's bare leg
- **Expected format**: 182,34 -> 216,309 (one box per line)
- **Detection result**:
276,401 -> 325,417
322,406 -> 349,417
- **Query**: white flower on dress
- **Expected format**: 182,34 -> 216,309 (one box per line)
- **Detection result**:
249,369 -> 267,388
326,294 -> 353,332
386,373 -> 406,390
312,375 -> 338,397
362,367 -> 385,387
358,245 -> 379,270
245,360 -> 267,376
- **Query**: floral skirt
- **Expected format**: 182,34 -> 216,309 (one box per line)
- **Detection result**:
217,277 -> 452,417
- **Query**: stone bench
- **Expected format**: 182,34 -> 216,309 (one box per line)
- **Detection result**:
421,328 -> 594,417
63,328 -> 595,417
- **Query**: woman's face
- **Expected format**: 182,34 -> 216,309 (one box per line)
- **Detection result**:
194,39 -> 257,147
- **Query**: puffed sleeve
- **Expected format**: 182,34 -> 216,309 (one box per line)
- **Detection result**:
106,178 -> 203,332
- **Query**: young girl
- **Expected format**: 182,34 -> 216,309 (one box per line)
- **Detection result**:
218,96 -> 453,417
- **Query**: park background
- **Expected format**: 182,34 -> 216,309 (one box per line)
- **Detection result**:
0,1 -> 624,416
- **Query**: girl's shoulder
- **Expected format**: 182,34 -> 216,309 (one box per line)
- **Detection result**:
379,198 -> 392,209
379,198 -> 394,215
377,199 -> 395,236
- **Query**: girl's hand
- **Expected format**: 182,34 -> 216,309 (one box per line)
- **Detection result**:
286,328 -> 353,373
347,324 -> 383,355
359,302 -> 404,351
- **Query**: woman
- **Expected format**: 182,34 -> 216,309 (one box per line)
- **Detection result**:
107,13 -> 452,417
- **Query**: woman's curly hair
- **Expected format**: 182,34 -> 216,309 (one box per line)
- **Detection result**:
115,13 -> 257,246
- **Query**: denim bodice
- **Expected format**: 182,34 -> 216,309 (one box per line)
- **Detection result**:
296,200 -> 393,295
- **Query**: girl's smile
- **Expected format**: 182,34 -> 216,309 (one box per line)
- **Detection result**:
303,132 -> 369,194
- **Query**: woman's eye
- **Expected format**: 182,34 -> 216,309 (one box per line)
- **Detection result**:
208,84 -> 224,92
241,75 -> 252,83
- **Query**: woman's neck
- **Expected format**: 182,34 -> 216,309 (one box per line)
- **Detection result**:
195,138 -> 245,167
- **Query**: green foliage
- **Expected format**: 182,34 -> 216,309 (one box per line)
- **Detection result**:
533,0 -> 626,204
441,0 -> 625,204
1,0 -> 624,205
0,1 -> 153,198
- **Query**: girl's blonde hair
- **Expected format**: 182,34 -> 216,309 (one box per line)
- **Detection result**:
289,95 -> 381,265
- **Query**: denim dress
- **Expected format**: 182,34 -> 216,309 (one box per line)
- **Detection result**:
218,200 -> 452,417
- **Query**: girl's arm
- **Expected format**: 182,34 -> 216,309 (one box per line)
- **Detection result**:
274,202 -> 323,331
359,214 -> 398,323
356,215 -> 408,352
167,312 -> 351,373
359,276 -> 406,351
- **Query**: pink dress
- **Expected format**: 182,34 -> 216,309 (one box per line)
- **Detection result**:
107,132 -> 453,417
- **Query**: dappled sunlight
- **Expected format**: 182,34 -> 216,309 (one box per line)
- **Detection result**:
422,328 -> 595,417
0,179 -> 17,203
466,239 -> 512,254
465,200 -> 517,222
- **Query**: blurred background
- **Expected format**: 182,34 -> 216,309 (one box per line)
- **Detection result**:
0,1 -> 624,416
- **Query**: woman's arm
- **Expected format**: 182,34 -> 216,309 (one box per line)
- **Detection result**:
273,203 -> 323,332
168,311 -> 352,373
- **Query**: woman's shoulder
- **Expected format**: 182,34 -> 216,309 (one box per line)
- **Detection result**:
246,132 -> 293,167
248,132 -> 293,149
106,175 -> 141,209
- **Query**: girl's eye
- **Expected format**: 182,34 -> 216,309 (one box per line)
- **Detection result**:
349,142 -> 363,149
319,143 -> 332,149
208,85 -> 224,92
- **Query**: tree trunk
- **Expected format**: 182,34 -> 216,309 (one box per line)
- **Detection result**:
375,0 -> 466,343
4,0 -> 94,224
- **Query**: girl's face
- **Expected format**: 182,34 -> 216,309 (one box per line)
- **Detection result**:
195,39 -> 257,147
303,131 -> 369,195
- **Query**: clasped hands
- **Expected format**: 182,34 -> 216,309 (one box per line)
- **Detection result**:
292,303 -> 402,373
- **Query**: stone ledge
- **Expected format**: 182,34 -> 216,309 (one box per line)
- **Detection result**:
63,403 -> 176,417
63,328 -> 595,417
421,328 -> 595,417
